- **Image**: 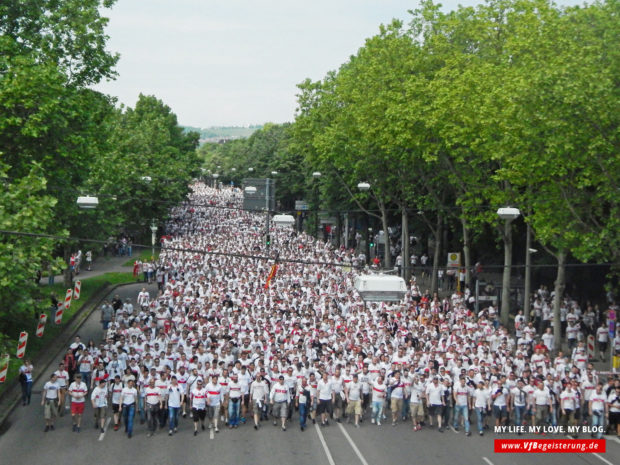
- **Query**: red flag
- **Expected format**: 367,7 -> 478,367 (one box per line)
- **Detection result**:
264,264 -> 279,289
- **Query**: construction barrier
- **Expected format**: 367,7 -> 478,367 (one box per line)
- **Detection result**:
0,354 -> 9,383
55,302 -> 64,325
16,331 -> 28,359
35,313 -> 47,337
73,280 -> 81,300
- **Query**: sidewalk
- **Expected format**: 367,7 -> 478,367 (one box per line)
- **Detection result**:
39,255 -> 132,286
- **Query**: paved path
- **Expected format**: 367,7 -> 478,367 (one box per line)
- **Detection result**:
1,284 -> 619,465
39,255 -> 132,286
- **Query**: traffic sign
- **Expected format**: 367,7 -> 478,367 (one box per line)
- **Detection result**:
295,200 -> 309,211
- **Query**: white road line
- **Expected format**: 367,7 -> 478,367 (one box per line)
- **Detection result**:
210,428 -> 214,440
98,417 -> 111,441
337,423 -> 370,465
314,423 -> 336,465
612,437 -> 620,445
593,453 -> 614,465
482,456 -> 495,465
450,426 -> 460,434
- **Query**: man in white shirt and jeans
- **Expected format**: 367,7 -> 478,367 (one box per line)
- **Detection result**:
426,377 -> 446,432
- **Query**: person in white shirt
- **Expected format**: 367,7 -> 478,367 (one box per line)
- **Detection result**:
205,374 -> 222,432
371,376 -> 387,426
144,377 -> 162,436
588,383 -> 607,439
90,378 -> 108,433
110,375 -> 124,431
227,374 -> 243,428
408,375 -> 425,431
473,381 -> 490,436
345,373 -> 362,427
250,373 -> 268,429
425,377 -> 446,432
317,372 -> 334,426
606,385 -> 620,438
596,322 -> 609,362
452,377 -> 472,436
41,373 -> 60,432
119,378 -> 138,438
560,384 -> 578,432
510,379 -> 528,430
296,377 -> 312,431
530,381 -> 552,428
166,376 -> 184,435
67,373 -> 88,433
388,371 -> 405,426
53,362 -> 69,416
190,378 -> 207,435
270,375 -> 290,431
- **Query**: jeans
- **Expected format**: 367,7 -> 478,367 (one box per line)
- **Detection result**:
228,399 -> 241,427
453,405 -> 470,432
138,397 -> 146,423
146,403 -> 159,432
299,403 -> 308,429
475,407 -> 486,433
591,411 -> 604,439
513,405 -> 526,427
123,403 -> 135,434
168,407 -> 180,431
21,381 -> 33,405
401,397 -> 410,419
80,371 -> 90,388
371,400 -> 384,423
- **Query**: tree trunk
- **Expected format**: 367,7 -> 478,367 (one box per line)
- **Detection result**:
523,223 -> 532,325
431,214 -> 442,294
402,206 -> 410,282
380,201 -> 391,269
461,216 -> 471,287
335,212 -> 342,248
553,249 -> 566,353
500,219 -> 513,328
63,245 -> 73,288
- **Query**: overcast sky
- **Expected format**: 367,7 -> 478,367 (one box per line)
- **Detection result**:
94,0 -> 581,128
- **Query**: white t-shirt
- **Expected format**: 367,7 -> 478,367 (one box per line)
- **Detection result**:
589,392 -> 606,412
68,381 -> 88,403
121,386 -> 138,405
44,381 -> 60,399
371,380 -> 387,402
347,381 -> 361,402
205,383 -> 221,406
167,384 -> 184,408
317,379 -> 333,401
191,387 -> 207,409
560,389 -> 577,410
454,384 -> 471,407
144,386 -> 160,405
532,387 -> 550,406
91,386 -> 108,407
426,383 -> 444,405
474,388 -> 490,409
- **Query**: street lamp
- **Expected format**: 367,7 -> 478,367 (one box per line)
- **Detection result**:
311,172 -> 321,237
212,173 -> 219,189
357,182 -> 370,191
271,171 -> 278,176
150,219 -> 158,260
76,196 -> 99,209
497,206 -> 520,327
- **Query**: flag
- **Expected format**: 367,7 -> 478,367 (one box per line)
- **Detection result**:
264,264 -> 279,289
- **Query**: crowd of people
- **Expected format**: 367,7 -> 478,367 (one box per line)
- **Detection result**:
37,183 -> 620,440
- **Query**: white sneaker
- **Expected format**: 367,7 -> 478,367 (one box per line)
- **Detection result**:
377,421 -> 381,426
371,418 -> 375,424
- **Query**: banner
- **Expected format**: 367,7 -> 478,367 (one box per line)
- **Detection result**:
264,264 -> 279,289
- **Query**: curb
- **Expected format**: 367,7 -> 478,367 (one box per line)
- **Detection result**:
0,281 -> 137,432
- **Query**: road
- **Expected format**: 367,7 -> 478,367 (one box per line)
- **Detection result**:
1,282 -> 618,465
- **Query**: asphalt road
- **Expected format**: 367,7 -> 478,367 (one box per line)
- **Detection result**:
1,283 -> 619,465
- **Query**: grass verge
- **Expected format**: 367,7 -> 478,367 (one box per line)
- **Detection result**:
0,272 -> 134,396
122,246 -> 159,266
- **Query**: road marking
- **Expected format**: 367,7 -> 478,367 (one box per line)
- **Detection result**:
482,457 -> 494,465
98,417 -> 111,441
314,423 -> 336,465
612,437 -> 620,445
450,425 -> 460,434
593,453 -> 614,465
210,427 -> 214,440
337,423 -> 370,465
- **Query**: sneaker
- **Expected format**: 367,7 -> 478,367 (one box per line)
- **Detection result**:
76,427 -> 80,433
355,424 -> 360,428
312,418 -> 316,425
282,426 -> 286,431
44,426 -> 49,432
169,430 -> 173,436
479,431 -> 484,436
147,432 -> 153,437
72,424 -> 77,432
100,427 -> 105,433
273,420 -> 277,426
466,431 -> 471,437
215,427 -> 219,433
50,425 -> 55,431
114,424 -> 119,431
337,418 -> 341,423
182,412 -> 187,418
377,421 -> 381,426
438,427 -> 443,433
392,421 -> 396,427
194,430 -> 197,436
128,432 -> 132,438
174,427 -> 177,432
371,418 -> 375,424
254,425 -> 258,430
202,424 -> 205,431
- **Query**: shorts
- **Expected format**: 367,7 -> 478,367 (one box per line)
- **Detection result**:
391,397 -> 403,413
272,401 -> 288,418
112,403 -> 120,414
44,399 -> 58,419
428,404 -> 442,416
317,399 -> 332,415
409,402 -> 424,419
243,394 -> 250,408
192,408 -> 206,421
71,402 -> 85,415
207,405 -> 218,419
493,405 -> 507,420
94,406 -> 107,420
333,395 -> 344,410
535,405 -> 549,422
346,399 -> 362,416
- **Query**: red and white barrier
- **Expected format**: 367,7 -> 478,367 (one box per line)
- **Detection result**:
587,334 -> 595,360
0,354 -> 9,383
64,289 -> 73,310
55,302 -> 64,325
35,313 -> 47,338
16,332 -> 28,359
73,280 -> 81,300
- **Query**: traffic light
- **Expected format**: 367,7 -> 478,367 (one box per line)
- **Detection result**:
266,234 -> 271,247
369,239 -> 375,248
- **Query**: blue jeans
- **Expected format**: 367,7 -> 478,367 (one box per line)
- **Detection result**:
453,405 -> 470,432
138,397 -> 146,423
475,407 -> 485,433
80,371 -> 90,388
21,381 -> 33,404
371,400 -> 384,423
299,402 -> 308,429
228,399 -> 241,426
591,411 -> 604,439
513,405 -> 526,426
168,406 -> 180,430
123,403 -> 135,434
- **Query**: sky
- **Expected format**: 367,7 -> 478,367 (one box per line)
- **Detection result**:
94,0 -> 581,128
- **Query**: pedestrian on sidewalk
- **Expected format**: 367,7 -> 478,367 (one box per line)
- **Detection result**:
42,373 -> 60,432
19,359 -> 33,406
91,378 -> 108,432
85,250 -> 92,271
68,373 -> 88,432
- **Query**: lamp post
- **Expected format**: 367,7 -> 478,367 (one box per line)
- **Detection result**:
212,173 -> 219,189
497,207 -> 520,328
523,222 -> 537,325
150,219 -> 158,260
357,182 -> 371,264
312,172 -> 321,238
